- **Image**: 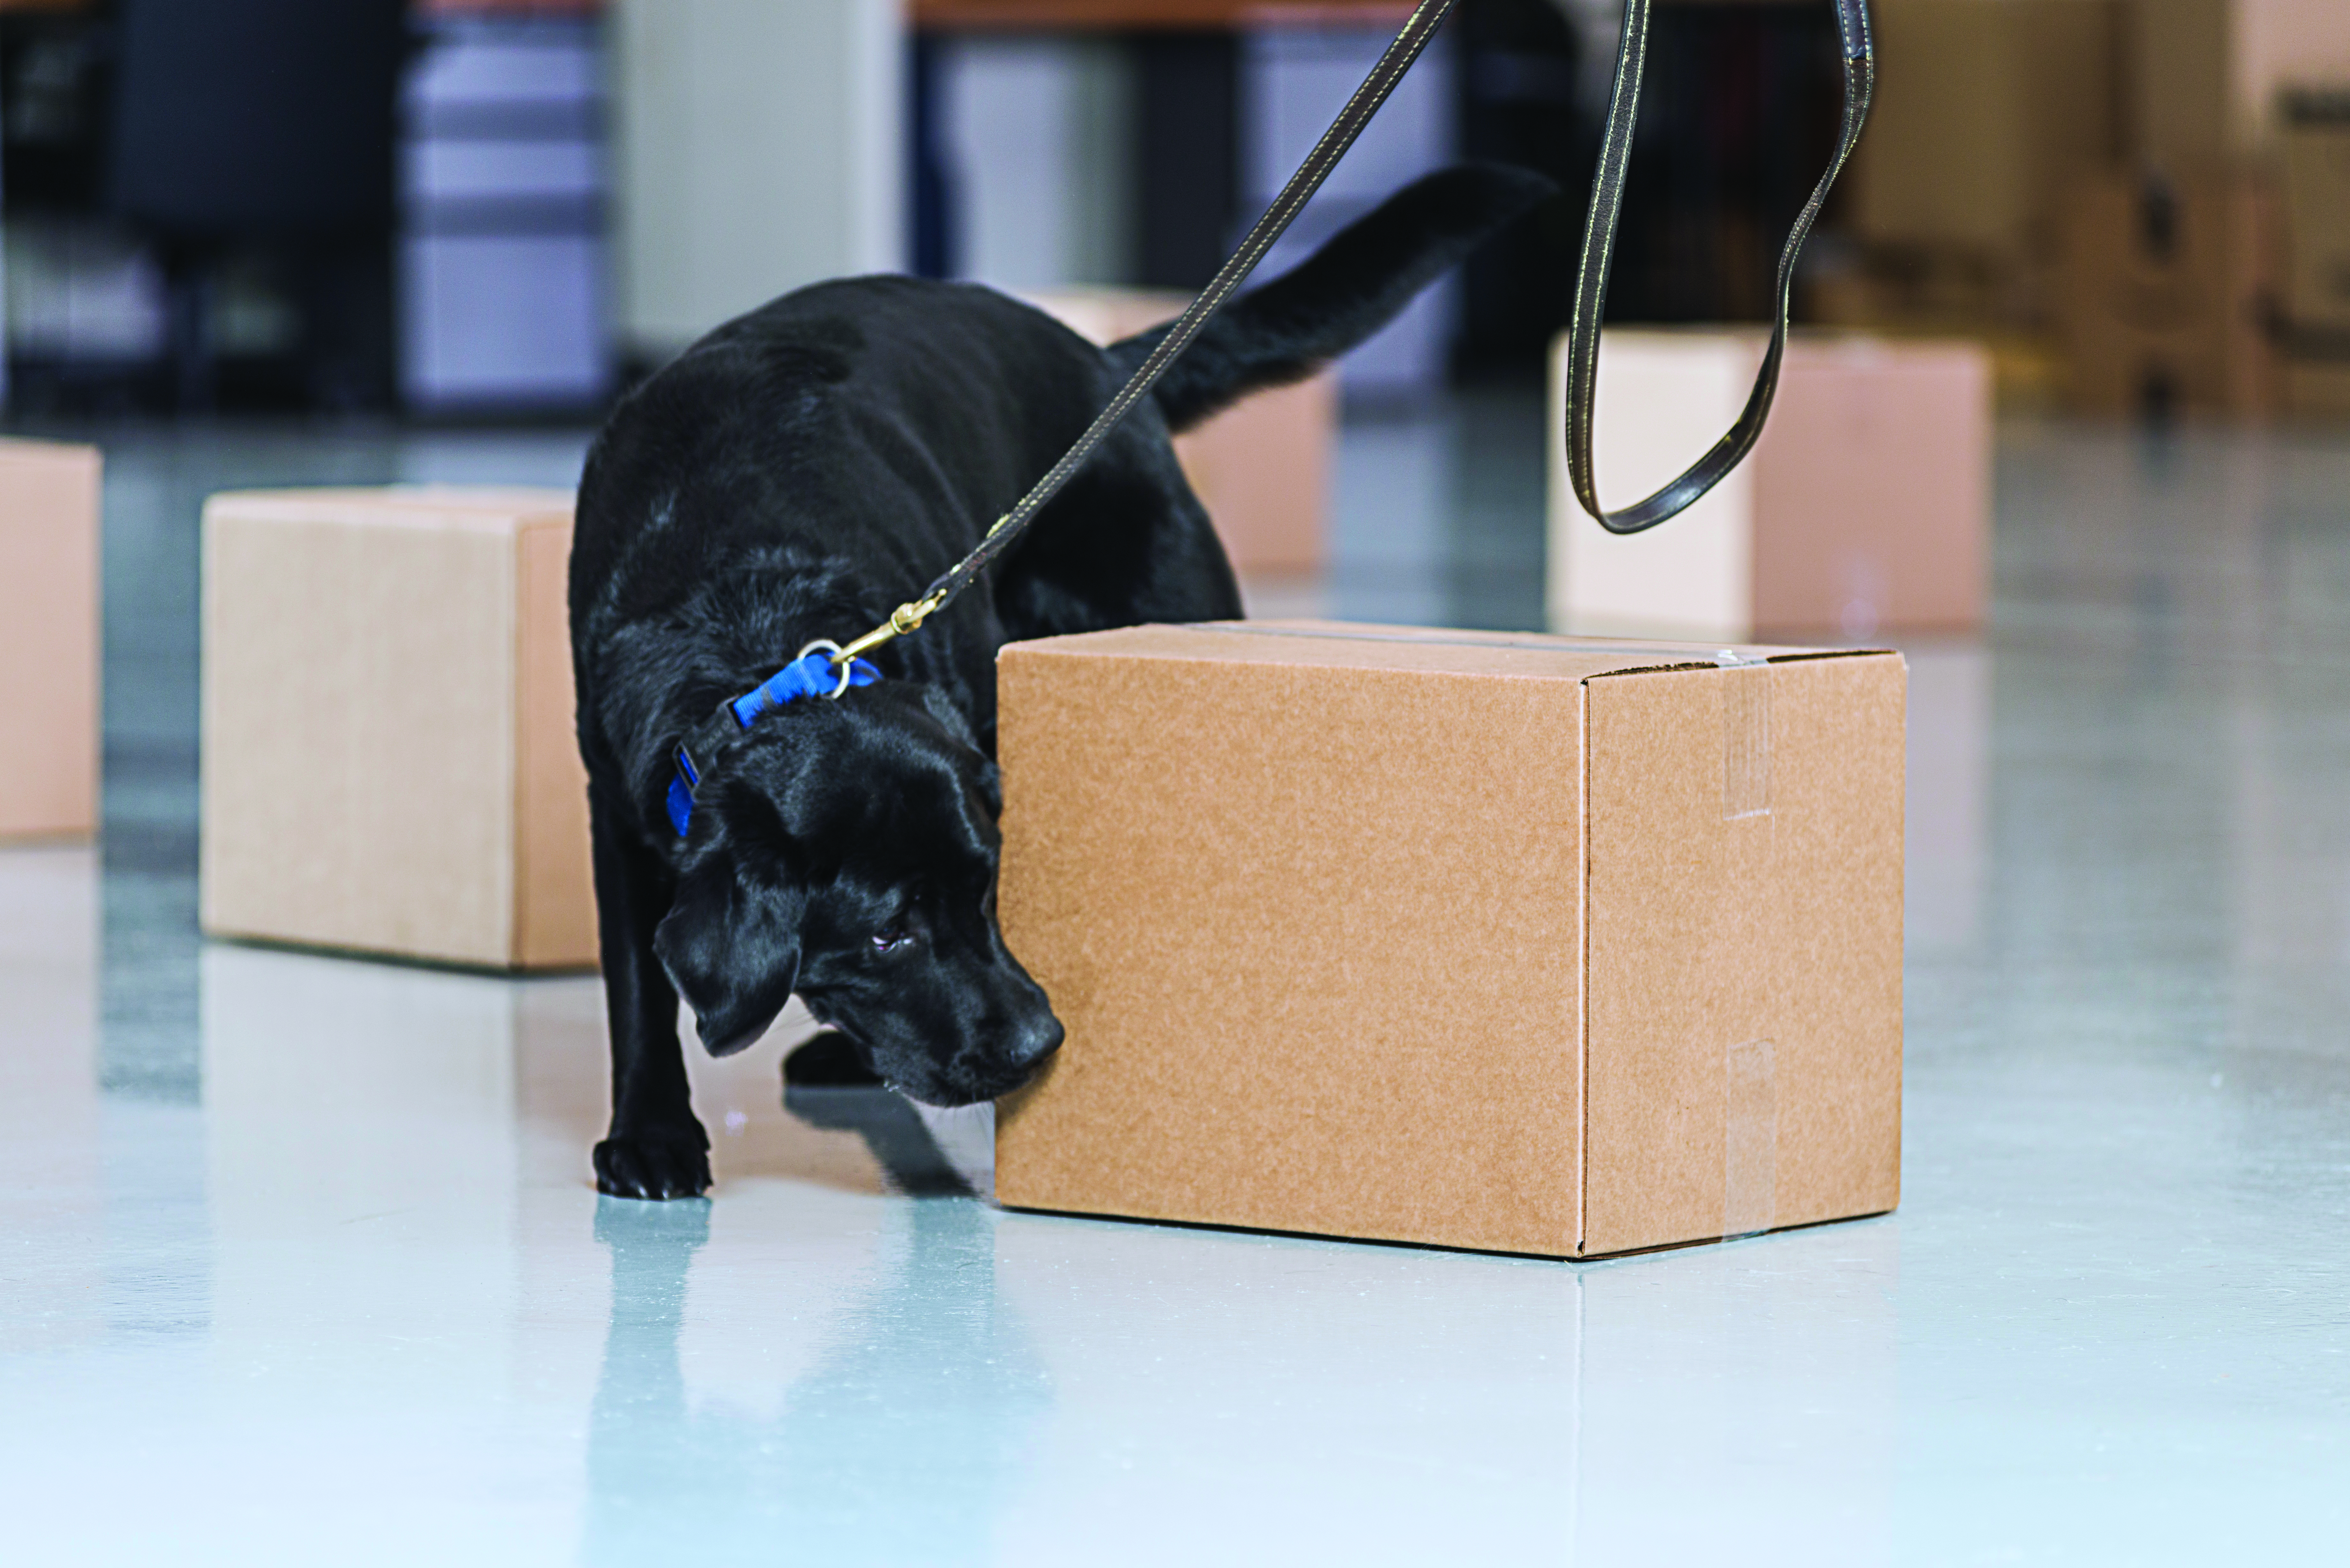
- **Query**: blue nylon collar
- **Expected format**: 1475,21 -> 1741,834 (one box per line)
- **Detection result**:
666,651 -> 880,836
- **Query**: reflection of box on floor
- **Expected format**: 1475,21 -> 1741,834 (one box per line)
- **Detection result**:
201,488 -> 595,970
0,438 -> 101,840
994,622 -> 1904,1259
1547,330 -> 1991,642
1024,289 -> 1334,576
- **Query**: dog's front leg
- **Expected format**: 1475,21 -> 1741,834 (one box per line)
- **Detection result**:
588,785 -> 712,1199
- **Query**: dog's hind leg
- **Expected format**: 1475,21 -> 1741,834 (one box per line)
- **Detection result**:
588,785 -> 712,1200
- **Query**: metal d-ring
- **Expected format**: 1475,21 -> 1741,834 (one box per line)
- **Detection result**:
796,639 -> 855,699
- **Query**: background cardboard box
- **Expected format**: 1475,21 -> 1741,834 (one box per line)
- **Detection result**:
1025,288 -> 1335,576
994,621 -> 1905,1260
2283,361 -> 2350,421
2059,171 -> 2279,418
0,438 -> 102,841
1827,0 -> 2122,345
1548,330 -> 1990,642
1816,0 -> 2350,409
2281,97 -> 2350,331
201,488 -> 595,970
2131,0 -> 2350,166
1854,0 -> 2124,268
2278,90 -> 2350,420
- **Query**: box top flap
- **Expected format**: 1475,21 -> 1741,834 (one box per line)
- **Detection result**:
1598,327 -> 1989,371
1001,620 -> 1879,683
0,436 -> 102,467
204,487 -> 574,534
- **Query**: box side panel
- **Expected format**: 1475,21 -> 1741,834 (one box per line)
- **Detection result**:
1548,331 -> 1755,643
1171,371 -> 1335,576
1020,288 -> 1189,347
1750,341 -> 1991,635
0,443 -> 101,838
513,522 -> 598,969
2057,174 -> 2260,419
201,509 -> 518,966
1026,285 -> 1334,573
1765,654 -> 1906,1228
1852,0 -> 2118,256
1581,666 -> 1756,1253
1581,655 -> 1903,1255
995,651 -> 1585,1256
2283,118 -> 2350,331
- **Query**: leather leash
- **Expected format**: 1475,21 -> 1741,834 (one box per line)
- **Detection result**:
1564,0 -> 1874,533
830,0 -> 1876,666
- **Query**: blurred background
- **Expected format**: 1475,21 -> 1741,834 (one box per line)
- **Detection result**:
0,0 -> 2339,425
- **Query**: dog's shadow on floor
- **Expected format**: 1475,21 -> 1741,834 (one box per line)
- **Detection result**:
779,1032 -> 986,1200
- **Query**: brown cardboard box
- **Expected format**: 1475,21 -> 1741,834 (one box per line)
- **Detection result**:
2059,171 -> 2280,418
2274,94 -> 2350,421
0,438 -> 101,840
2132,0 -> 2350,166
2283,360 -> 2350,420
994,621 -> 1904,1259
1025,288 -> 1334,576
1854,0 -> 2123,269
2280,93 -> 2350,335
200,488 -> 595,969
1547,330 -> 1990,642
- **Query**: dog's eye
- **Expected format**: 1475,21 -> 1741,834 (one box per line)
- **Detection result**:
870,927 -> 912,955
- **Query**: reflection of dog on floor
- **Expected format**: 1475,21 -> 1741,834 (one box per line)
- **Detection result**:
584,1195 -> 1041,1561
570,164 -> 1555,1199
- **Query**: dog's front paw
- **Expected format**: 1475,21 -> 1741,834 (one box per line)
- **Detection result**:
594,1135 -> 712,1200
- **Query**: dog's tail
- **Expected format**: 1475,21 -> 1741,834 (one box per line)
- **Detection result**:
1106,162 -> 1557,433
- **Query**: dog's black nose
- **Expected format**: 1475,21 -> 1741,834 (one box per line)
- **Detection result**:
1007,1014 -> 1065,1071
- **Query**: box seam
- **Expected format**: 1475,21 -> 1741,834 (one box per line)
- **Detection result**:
1576,676 -> 1593,1257
1013,622 -> 1857,660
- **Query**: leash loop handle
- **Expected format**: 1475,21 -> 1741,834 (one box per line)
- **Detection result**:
1563,0 -> 1874,534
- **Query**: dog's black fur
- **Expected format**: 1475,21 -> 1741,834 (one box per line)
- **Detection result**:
569,164 -> 1554,1199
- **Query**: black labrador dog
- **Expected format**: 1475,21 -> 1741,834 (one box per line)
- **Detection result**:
570,163 -> 1553,1199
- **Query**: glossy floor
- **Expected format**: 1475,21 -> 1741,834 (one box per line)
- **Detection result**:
4,410 -> 2349,1564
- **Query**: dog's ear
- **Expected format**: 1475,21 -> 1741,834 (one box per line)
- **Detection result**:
654,859 -> 803,1058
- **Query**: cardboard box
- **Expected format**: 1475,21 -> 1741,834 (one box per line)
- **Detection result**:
1546,330 -> 1990,642
994,621 -> 1904,1259
1854,0 -> 2123,267
2280,94 -> 2350,335
2059,171 -> 2280,418
2131,0 -> 2350,166
0,438 -> 101,840
2283,359 -> 2350,421
1025,288 -> 1334,576
200,488 -> 595,970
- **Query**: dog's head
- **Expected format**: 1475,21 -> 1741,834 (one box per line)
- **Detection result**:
653,682 -> 1061,1106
